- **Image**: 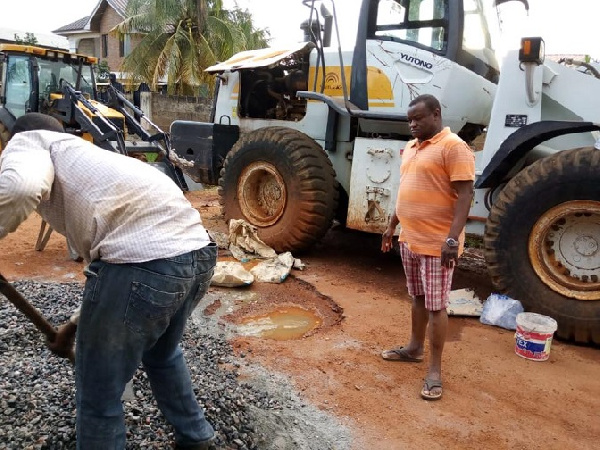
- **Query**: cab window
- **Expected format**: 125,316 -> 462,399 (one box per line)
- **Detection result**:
463,0 -> 490,51
374,0 -> 448,52
5,56 -> 31,118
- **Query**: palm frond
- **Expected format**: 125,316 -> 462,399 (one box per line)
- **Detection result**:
117,0 -> 270,93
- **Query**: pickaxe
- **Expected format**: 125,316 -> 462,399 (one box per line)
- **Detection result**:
0,272 -> 75,364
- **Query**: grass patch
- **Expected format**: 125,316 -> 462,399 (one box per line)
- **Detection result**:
465,234 -> 484,249
145,152 -> 159,162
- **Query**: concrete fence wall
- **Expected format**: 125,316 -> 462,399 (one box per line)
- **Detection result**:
141,92 -> 214,132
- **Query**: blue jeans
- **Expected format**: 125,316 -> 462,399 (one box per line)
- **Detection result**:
75,244 -> 217,449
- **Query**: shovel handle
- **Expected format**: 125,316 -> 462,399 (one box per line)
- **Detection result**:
0,273 -> 57,338
0,273 -> 75,364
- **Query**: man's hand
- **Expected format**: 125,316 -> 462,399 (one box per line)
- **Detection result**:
441,243 -> 458,268
381,228 -> 394,253
46,321 -> 77,360
381,213 -> 400,253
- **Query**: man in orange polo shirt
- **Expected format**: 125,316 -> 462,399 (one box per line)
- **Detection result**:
381,94 -> 475,401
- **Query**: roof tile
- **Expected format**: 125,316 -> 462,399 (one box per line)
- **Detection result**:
52,0 -> 130,34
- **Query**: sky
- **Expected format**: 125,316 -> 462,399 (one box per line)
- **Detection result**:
0,0 -> 597,58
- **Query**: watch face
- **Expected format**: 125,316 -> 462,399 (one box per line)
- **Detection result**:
446,238 -> 458,247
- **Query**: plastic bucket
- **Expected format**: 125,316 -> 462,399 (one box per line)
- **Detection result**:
514,312 -> 558,361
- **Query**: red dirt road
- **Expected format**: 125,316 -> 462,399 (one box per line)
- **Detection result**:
0,188 -> 598,450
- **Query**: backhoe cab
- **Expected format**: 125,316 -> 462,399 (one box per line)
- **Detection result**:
0,44 -> 122,149
0,43 -> 187,189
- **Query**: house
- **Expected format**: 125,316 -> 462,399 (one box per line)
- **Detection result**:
52,0 -> 139,79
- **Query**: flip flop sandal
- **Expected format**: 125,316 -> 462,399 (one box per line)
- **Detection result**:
421,378 -> 443,401
381,347 -> 424,362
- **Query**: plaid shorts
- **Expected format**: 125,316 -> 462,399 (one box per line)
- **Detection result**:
399,241 -> 454,311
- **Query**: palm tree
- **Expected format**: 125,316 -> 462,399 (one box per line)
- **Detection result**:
113,0 -> 269,95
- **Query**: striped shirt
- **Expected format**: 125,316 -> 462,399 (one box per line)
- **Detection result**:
0,130 -> 210,263
396,127 -> 475,257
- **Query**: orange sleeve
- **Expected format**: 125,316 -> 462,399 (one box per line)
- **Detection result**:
444,140 -> 475,182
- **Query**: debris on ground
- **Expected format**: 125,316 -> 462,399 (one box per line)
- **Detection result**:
447,288 -> 483,316
480,293 -> 524,330
213,221 -> 305,286
208,230 -> 230,250
228,220 -> 277,259
211,261 -> 255,287
250,252 -> 295,284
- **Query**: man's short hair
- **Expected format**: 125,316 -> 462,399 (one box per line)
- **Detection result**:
408,94 -> 441,113
11,113 -> 65,138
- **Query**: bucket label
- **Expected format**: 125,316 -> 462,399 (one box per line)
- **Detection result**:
516,336 -> 546,353
515,327 -> 552,360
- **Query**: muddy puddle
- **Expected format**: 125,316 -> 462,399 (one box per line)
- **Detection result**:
202,276 -> 343,340
237,306 -> 323,340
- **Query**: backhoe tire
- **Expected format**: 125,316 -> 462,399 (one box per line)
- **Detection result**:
484,147 -> 600,345
218,127 -> 338,253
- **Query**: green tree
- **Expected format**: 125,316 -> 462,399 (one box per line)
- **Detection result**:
96,60 -> 111,82
14,32 -> 38,45
113,0 -> 270,95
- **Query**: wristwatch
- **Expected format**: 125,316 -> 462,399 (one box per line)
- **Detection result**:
445,237 -> 459,248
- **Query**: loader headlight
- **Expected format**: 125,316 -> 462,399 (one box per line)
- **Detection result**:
519,37 -> 545,65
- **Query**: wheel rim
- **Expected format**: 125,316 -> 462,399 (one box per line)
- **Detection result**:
529,200 -> 600,300
237,161 -> 286,227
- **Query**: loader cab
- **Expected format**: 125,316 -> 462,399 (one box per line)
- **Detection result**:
351,0 -> 500,110
377,0 -> 498,78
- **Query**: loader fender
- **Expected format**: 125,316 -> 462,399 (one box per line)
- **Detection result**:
170,120 -> 240,185
475,120 -> 600,189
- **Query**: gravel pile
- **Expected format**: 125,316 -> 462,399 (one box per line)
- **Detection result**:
0,280 -> 303,450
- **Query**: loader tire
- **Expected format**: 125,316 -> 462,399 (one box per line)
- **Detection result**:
218,126 -> 338,253
484,147 -> 600,345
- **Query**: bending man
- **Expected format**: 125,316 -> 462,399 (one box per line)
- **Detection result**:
0,113 -> 216,449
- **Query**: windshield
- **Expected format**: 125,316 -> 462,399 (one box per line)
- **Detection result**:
36,57 -> 95,98
462,0 -> 498,75
374,0 -> 448,52
463,0 -> 493,52
3,55 -> 31,117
